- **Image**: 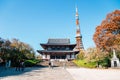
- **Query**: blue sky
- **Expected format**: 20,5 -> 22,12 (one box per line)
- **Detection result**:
0,0 -> 120,54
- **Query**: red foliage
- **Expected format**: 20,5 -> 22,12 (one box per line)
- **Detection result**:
93,10 -> 120,51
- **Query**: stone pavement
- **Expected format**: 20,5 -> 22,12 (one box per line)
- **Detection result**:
1,67 -> 120,80
67,68 -> 120,80
0,67 -> 74,80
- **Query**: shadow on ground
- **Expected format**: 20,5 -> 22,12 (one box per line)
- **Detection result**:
0,65 -> 48,78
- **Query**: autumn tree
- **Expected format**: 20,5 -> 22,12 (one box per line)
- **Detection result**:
93,10 -> 120,52
86,47 -> 109,61
84,47 -> 110,67
10,38 -> 35,59
0,38 -> 35,60
76,49 -> 85,60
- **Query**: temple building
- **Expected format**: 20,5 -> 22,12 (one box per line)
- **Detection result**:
37,39 -> 78,60
37,7 -> 84,60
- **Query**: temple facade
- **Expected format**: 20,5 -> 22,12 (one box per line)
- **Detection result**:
37,39 -> 78,60
37,7 -> 84,60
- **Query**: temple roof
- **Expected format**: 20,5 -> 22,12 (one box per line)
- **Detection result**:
40,38 -> 76,49
47,38 -> 70,44
37,50 -> 78,54
40,43 -> 76,46
38,50 -> 74,53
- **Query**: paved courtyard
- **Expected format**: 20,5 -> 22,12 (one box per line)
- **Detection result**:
0,67 -> 74,80
67,68 -> 120,80
0,67 -> 120,80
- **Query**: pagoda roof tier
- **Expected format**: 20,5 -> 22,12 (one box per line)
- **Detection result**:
37,50 -> 79,54
40,43 -> 76,46
48,38 -> 70,44
40,43 -> 76,49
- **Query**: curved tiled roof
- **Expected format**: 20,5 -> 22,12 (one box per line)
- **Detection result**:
48,38 -> 70,44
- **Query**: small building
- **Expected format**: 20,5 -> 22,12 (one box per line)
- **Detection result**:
111,49 -> 120,68
37,39 -> 78,61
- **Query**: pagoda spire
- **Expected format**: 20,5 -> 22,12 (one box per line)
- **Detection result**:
75,6 -> 84,51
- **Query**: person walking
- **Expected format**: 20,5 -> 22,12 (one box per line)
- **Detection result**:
63,62 -> 66,69
21,59 -> 25,71
5,60 -> 8,70
15,59 -> 21,71
8,59 -> 11,68
48,61 -> 51,68
0,57 -> 3,66
51,60 -> 54,69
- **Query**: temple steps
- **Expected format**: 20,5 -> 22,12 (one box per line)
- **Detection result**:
37,60 -> 78,68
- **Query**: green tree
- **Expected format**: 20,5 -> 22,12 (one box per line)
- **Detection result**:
0,40 -> 11,60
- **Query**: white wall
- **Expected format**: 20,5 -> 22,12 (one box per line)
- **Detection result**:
66,54 -> 70,59
42,54 -> 50,59
42,54 -> 46,59
47,54 -> 50,59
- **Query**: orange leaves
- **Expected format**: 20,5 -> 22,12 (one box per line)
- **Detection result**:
93,10 -> 120,52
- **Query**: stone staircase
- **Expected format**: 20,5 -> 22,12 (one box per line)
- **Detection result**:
66,61 -> 78,67
37,60 -> 77,68
37,61 -> 49,67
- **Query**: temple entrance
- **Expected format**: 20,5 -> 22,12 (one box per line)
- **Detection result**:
50,55 -> 66,59
61,55 -> 66,59
114,61 -> 117,67
51,55 -> 55,59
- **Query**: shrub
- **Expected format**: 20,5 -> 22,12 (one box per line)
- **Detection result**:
73,59 -> 97,68
31,59 -> 41,63
24,59 -> 41,67
24,60 -> 36,67
98,57 -> 110,67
